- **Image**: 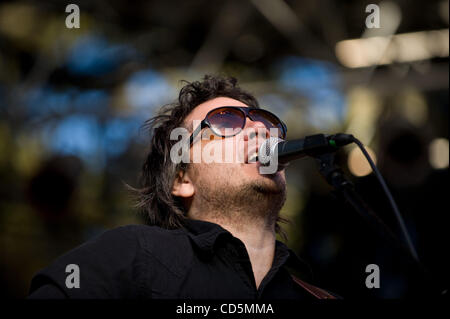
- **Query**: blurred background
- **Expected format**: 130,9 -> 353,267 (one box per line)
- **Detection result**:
0,0 -> 448,298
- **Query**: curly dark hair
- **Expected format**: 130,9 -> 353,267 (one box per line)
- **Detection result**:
132,74 -> 288,235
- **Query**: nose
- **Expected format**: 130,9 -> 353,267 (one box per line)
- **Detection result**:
241,117 -> 270,141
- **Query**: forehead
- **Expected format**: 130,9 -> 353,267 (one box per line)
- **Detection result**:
183,97 -> 249,131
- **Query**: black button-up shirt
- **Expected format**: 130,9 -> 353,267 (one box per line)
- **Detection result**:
28,219 -> 328,299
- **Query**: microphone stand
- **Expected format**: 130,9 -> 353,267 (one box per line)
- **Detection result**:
313,152 -> 445,296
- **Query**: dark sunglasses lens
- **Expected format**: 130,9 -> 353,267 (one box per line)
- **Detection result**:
207,107 -> 245,136
249,109 -> 286,138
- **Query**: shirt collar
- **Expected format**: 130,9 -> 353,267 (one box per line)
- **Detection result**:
182,218 -> 313,279
182,219 -> 232,255
281,243 -> 314,281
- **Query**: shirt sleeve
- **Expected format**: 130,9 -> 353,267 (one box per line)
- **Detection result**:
27,225 -> 147,299
27,284 -> 67,299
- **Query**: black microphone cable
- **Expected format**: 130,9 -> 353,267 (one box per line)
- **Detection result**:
328,133 -> 420,264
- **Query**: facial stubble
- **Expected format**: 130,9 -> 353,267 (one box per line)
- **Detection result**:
192,163 -> 287,232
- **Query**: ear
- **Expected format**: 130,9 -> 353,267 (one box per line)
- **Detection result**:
172,170 -> 195,198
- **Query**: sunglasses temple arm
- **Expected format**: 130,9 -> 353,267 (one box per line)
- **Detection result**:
189,120 -> 206,146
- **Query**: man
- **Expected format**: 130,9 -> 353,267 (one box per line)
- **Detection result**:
28,75 -> 337,299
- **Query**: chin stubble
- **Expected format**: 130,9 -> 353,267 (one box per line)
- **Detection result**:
196,174 -> 286,229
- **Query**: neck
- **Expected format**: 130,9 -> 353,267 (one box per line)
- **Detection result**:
188,206 -> 277,289
218,217 -> 277,289
186,178 -> 287,289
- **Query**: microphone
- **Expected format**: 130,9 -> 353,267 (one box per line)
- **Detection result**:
258,133 -> 354,165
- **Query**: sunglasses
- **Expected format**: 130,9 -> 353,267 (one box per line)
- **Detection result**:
188,106 -> 287,146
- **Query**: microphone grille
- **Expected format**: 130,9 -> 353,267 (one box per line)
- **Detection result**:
259,137 -> 282,165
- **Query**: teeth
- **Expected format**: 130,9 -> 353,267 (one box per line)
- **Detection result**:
248,152 -> 258,163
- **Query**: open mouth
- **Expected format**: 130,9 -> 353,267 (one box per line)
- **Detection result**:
247,150 -> 258,163
244,145 -> 261,164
